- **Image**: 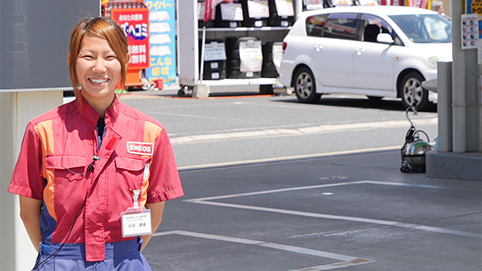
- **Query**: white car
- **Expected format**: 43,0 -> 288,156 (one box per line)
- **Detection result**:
279,6 -> 452,110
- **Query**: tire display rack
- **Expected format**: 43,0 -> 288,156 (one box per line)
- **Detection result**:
178,0 -> 302,97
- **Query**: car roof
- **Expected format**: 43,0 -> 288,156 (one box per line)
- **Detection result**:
298,6 -> 438,19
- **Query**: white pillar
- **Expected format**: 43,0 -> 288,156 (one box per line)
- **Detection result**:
451,0 -> 466,153
0,91 -> 63,271
0,92 -> 17,271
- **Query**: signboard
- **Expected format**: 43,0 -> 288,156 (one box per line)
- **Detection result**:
466,0 -> 482,38
239,40 -> 263,72
220,3 -> 244,21
111,8 -> 150,69
0,0 -> 99,92
248,1 -> 270,18
145,0 -> 177,86
204,43 -> 227,61
304,0 -> 324,10
274,0 -> 295,17
272,43 -> 283,73
462,14 -> 479,49
405,0 -> 429,8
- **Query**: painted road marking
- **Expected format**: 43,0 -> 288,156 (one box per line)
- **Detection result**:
170,118 -> 437,144
153,230 -> 375,270
177,146 -> 401,171
184,181 -> 481,239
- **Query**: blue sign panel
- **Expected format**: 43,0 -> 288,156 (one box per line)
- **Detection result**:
145,0 -> 177,87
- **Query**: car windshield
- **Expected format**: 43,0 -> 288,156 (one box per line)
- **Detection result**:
389,14 -> 451,43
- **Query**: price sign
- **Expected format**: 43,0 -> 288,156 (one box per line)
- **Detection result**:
111,8 -> 150,69
239,40 -> 263,72
274,0 -> 294,17
220,3 -> 244,21
248,1 -> 270,18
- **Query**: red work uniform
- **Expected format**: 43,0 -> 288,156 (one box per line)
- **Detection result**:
8,96 -> 184,264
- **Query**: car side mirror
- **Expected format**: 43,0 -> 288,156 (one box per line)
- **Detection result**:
377,33 -> 394,44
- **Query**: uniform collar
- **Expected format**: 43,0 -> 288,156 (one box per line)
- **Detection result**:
74,95 -> 120,125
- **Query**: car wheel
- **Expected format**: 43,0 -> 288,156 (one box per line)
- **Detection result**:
293,67 -> 321,103
400,72 -> 429,111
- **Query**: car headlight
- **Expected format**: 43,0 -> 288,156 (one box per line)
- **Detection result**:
428,56 -> 449,69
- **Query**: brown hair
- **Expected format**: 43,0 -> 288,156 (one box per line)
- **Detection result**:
69,17 -> 129,100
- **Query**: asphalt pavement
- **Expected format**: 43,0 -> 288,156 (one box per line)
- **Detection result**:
121,87 -> 480,270
142,148 -> 481,271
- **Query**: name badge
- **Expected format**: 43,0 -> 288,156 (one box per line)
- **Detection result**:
121,189 -> 152,238
121,207 -> 152,238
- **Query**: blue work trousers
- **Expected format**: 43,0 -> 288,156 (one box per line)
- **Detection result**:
33,238 -> 152,270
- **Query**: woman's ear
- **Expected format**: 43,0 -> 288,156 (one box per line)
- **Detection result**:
126,53 -> 131,67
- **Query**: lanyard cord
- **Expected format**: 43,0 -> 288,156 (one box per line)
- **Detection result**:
34,102 -> 101,269
34,164 -> 104,270
61,103 -> 100,175
31,193 -> 87,270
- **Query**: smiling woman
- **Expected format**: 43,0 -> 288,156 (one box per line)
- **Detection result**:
8,16 -> 184,271
68,17 -> 130,116
75,33 -> 124,115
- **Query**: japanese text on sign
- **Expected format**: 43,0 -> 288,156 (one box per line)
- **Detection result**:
112,8 -> 150,69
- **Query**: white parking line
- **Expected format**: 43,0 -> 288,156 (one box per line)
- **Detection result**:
177,146 -> 401,171
153,230 -> 375,270
185,181 -> 481,239
170,118 -> 437,144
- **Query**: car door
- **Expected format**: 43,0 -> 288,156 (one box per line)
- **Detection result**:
310,13 -> 358,88
352,14 -> 398,91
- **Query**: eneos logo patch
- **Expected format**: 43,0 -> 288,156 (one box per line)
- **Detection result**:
127,142 -> 154,156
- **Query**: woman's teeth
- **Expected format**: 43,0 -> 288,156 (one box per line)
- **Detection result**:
90,78 -> 108,84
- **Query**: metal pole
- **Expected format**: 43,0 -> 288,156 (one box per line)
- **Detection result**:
199,26 -> 207,85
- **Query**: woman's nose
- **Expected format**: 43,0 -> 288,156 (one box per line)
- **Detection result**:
92,58 -> 107,73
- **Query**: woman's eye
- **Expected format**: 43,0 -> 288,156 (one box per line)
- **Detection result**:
106,56 -> 117,61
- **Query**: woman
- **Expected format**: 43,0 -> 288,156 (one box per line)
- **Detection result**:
8,17 -> 184,270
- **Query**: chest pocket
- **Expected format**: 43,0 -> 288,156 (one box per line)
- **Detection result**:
45,154 -> 87,182
114,157 -> 148,189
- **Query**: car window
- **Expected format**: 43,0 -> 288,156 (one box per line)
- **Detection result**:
306,14 -> 329,37
322,13 -> 358,40
360,14 -> 403,45
389,14 -> 451,43
422,15 -> 451,42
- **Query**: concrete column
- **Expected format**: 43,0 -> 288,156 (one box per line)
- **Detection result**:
480,66 -> 482,151
465,49 -> 480,152
451,0 -> 466,153
0,91 -> 63,271
0,92 -> 16,271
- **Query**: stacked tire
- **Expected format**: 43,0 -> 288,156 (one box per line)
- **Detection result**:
268,0 -> 295,27
262,41 -> 283,78
215,1 -> 243,28
225,37 -> 262,79
240,0 -> 269,28
199,39 -> 226,80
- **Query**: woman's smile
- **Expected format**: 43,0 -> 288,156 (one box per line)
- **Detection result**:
76,33 -> 122,111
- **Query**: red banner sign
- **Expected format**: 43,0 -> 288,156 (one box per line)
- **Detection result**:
111,8 -> 150,69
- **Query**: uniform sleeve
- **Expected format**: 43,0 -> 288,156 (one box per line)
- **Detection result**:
146,127 -> 184,203
8,122 -> 45,200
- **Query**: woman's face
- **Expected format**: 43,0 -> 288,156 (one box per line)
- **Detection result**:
76,33 -> 122,105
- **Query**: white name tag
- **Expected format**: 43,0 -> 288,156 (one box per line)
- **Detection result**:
121,208 -> 152,238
